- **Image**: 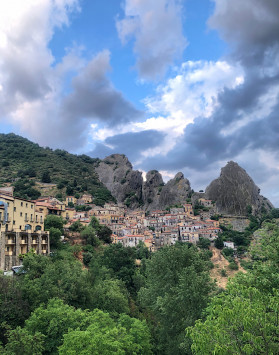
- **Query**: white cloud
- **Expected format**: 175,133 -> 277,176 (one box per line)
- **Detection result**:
116,0 -> 187,80
90,59 -> 245,166
145,60 -> 244,120
0,0 -> 80,113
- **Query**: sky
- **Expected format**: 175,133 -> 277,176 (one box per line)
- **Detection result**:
0,0 -> 279,206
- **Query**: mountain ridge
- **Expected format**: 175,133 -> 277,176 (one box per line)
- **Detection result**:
0,134 -> 273,215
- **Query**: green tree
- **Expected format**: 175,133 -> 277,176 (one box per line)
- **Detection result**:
44,215 -> 64,233
24,299 -> 97,354
59,309 -> 152,355
214,235 -> 224,249
97,225 -> 112,244
20,253 -> 94,311
41,170 -> 51,183
81,226 -> 100,247
100,244 -> 137,293
69,220 -> 84,232
0,276 -> 30,344
189,284 -> 279,354
139,244 -> 214,354
91,279 -> 129,316
197,237 -> 211,249
4,327 -> 45,355
49,227 -> 62,249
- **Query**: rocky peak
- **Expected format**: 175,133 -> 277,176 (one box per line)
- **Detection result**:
205,161 -> 272,215
157,172 -> 191,209
95,154 -> 143,208
103,154 -> 132,169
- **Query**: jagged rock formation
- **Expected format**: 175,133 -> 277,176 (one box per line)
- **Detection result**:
205,161 -> 273,216
95,154 -> 143,209
95,155 -> 192,210
142,170 -> 164,210
158,172 -> 191,209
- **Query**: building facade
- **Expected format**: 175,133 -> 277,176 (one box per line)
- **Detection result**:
0,190 -> 49,270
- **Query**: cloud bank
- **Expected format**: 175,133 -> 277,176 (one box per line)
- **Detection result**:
0,1 -> 142,150
116,0 -> 187,80
133,0 -> 279,204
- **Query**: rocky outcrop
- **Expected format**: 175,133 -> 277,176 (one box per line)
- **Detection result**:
96,156 -> 271,215
142,170 -> 164,211
158,172 -> 191,209
95,155 -> 192,210
142,171 -> 192,210
95,154 -> 143,209
205,161 -> 273,216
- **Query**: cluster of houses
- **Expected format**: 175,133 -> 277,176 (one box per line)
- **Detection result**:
0,185 -> 224,270
59,196 -> 222,252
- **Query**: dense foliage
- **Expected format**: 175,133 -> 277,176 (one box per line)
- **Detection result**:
189,222 -> 279,354
0,238 -> 215,354
0,133 -> 115,205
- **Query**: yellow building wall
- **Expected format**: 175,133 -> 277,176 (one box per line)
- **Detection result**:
0,194 -> 45,233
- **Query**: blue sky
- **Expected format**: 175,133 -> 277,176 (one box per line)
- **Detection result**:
0,0 -> 279,206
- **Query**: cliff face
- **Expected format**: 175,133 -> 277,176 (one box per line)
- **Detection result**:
95,154 -> 143,209
205,161 -> 273,215
158,172 -> 191,209
95,155 -> 191,210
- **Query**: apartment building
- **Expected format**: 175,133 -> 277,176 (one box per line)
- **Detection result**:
0,190 -> 49,270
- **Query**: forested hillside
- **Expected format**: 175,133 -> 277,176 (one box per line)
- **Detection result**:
1,217 -> 279,354
0,133 -> 115,205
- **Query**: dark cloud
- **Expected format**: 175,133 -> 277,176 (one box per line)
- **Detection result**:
208,0 -> 279,65
90,129 -> 166,162
62,50 -> 143,126
140,0 -> 279,187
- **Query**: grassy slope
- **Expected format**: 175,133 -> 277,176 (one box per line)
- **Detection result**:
0,133 -> 115,205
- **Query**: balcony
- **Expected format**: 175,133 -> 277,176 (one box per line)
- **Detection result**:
24,218 -> 29,222
6,239 -> 15,244
32,239 -> 38,244
21,239 -> 27,244
41,240 -> 47,244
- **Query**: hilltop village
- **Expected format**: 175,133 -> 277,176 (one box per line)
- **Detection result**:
0,185 -> 228,270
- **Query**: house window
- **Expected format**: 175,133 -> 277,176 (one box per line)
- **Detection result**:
13,221 -> 15,225
14,207 -> 16,212
20,212 -> 22,217
26,203 -> 28,208
31,205 -> 33,209
21,202 -> 23,207
7,202 -> 9,207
